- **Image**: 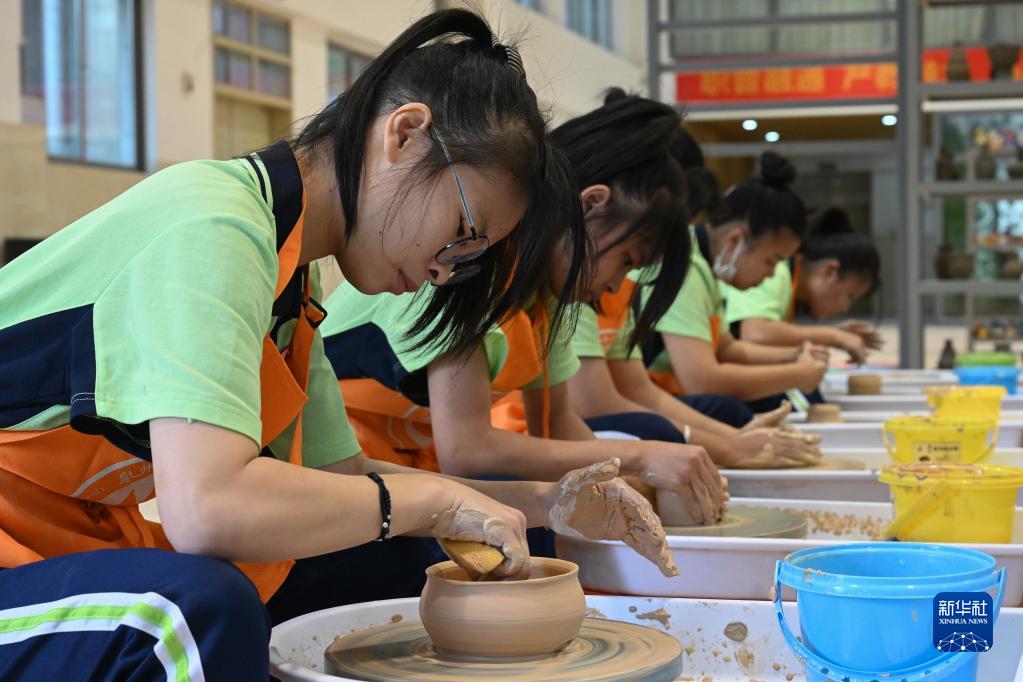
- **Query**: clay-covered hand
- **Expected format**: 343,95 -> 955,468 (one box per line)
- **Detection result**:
546,458 -> 678,577
724,427 -> 822,469
794,342 -> 829,392
431,486 -> 531,579
839,320 -> 884,350
832,328 -> 868,365
634,442 -> 727,526
739,399 -> 792,432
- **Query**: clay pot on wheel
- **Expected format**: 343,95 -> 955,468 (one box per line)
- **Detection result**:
848,373 -> 882,395
419,558 -> 585,659
988,43 -> 1020,80
947,42 -> 972,82
807,403 -> 843,423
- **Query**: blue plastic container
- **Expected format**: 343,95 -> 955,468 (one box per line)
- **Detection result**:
775,543 -> 1006,682
955,366 -> 1020,395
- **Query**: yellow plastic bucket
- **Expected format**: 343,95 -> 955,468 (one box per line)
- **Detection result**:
882,415 -> 998,464
879,462 -> 1023,543
924,385 -> 1006,421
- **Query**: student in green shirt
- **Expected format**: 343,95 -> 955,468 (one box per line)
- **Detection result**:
568,132 -> 821,468
324,90 -> 727,541
642,152 -> 829,416
0,12 -> 673,678
724,206 -> 882,363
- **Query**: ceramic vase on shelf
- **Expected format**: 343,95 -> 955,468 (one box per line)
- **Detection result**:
975,145 -> 997,180
947,42 -> 971,82
1008,145 -> 1023,179
988,43 -> 1020,80
936,145 -> 960,181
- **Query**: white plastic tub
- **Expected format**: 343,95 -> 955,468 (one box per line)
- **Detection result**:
794,418 -> 1023,448
555,498 -> 1023,608
831,393 -> 1023,413
725,448 -> 1023,502
269,595 -> 1023,682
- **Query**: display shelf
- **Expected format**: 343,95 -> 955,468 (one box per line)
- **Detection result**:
921,180 -> 1023,198
920,279 -> 1023,296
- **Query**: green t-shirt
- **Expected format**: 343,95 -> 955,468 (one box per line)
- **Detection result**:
570,303 -> 641,361
723,260 -> 793,325
0,154 -> 360,468
642,224 -> 723,373
320,281 -> 580,398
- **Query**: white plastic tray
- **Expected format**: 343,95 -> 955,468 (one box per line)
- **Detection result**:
831,393 -> 1023,413
724,447 -> 1023,503
269,595 -> 1023,682
821,368 -> 960,396
794,418 -> 1023,448
555,498 -> 1023,607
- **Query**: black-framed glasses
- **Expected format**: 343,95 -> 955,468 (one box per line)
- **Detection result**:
432,128 -> 489,286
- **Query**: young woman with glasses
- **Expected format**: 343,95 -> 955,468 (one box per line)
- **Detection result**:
0,10 -> 670,679
321,90 -> 728,555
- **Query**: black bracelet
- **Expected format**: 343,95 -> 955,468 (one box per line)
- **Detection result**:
366,472 -> 391,541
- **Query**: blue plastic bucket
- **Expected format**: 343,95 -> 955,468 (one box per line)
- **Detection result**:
775,543 -> 1006,682
955,366 -> 1020,395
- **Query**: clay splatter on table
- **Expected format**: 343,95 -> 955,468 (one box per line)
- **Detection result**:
723,621 -> 748,643
635,608 -> 672,629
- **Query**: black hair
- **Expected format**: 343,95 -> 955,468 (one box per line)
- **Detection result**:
801,206 -> 881,291
669,126 -> 720,217
293,9 -> 585,357
551,87 -> 689,350
709,151 -> 807,240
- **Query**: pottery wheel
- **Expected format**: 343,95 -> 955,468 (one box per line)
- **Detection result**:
664,504 -> 807,539
324,618 -> 682,681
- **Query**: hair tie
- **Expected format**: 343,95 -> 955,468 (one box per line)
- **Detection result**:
491,35 -> 527,80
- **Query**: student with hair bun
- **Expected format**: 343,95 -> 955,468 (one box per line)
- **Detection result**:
638,152 -> 829,420
724,206 -> 882,363
566,131 -> 821,468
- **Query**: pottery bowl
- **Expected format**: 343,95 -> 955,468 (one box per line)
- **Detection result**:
419,558 -> 585,659
807,403 -> 843,423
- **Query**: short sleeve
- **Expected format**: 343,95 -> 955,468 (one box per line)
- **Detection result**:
90,212 -> 278,446
571,305 -> 606,359
606,309 -> 642,361
654,265 -> 717,344
724,262 -> 791,324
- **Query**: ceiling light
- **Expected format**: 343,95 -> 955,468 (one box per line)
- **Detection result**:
882,114 -> 898,126
742,119 -> 758,131
764,131 -> 780,143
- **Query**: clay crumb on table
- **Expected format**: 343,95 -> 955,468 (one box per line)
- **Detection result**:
585,607 -> 607,619
723,621 -> 748,642
635,608 -> 672,629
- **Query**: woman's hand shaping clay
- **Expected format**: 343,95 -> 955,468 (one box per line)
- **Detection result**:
635,442 -> 727,527
431,486 -> 531,579
545,459 -> 679,577
740,400 -> 792,432
724,427 -> 822,469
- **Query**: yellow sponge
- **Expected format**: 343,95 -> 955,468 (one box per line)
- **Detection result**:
440,540 -> 506,576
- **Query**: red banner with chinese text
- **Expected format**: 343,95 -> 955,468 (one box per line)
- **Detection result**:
675,47 -> 1022,103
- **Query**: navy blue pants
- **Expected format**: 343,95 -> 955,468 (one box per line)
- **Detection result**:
584,412 -> 686,443
745,389 -> 825,415
678,393 -> 755,428
0,548 -> 271,681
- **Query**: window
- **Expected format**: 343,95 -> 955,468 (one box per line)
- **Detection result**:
213,1 -> 291,101
40,0 -> 142,168
20,0 -> 44,124
566,0 -> 613,50
517,0 -> 542,9
327,43 -> 371,101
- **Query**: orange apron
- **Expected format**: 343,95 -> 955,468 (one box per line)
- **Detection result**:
786,257 -> 801,323
341,305 -> 549,468
0,163 -> 319,603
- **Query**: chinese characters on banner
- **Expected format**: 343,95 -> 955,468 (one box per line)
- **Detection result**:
676,46 -> 1022,103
